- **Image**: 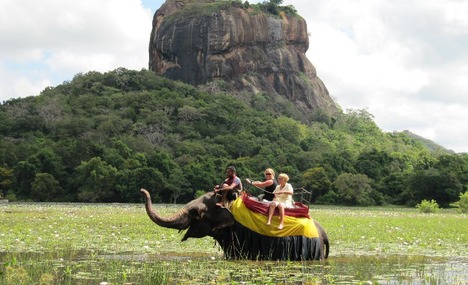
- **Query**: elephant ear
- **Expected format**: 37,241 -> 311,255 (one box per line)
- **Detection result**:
188,204 -> 207,219
181,204 -> 210,241
211,208 -> 235,230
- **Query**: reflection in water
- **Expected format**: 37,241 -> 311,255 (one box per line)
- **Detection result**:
1,251 -> 467,284
321,255 -> 468,284
103,253 -> 468,284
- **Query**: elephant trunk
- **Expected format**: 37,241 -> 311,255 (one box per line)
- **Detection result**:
140,188 -> 191,230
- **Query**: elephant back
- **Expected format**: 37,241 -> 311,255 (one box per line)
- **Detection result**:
221,194 -> 323,260
230,194 -> 319,238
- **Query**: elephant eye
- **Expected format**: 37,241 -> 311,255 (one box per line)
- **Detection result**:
188,208 -> 200,218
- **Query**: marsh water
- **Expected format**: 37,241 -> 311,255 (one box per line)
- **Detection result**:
1,202 -> 467,284
119,253 -> 468,284
8,251 -> 464,284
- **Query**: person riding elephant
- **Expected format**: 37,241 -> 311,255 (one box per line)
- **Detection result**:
214,166 -> 242,208
246,168 -> 277,202
140,188 -> 329,260
267,173 -> 294,230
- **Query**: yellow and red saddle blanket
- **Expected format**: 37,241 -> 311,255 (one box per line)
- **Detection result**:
230,194 -> 319,238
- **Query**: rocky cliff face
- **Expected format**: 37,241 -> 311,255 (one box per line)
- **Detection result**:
149,0 -> 339,118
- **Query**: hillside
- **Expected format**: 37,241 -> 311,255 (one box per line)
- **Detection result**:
0,68 -> 466,207
400,130 -> 455,153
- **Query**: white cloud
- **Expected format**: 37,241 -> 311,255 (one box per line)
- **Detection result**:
0,64 -> 51,99
282,0 -> 468,152
0,0 -> 152,101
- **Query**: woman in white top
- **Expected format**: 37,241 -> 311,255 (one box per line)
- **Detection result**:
266,173 -> 294,230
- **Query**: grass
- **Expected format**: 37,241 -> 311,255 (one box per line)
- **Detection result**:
1,203 -> 467,284
312,205 -> 468,257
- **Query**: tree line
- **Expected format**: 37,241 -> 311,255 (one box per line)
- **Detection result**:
1,68 -> 467,206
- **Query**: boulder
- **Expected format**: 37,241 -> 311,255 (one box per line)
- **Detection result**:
149,0 -> 339,117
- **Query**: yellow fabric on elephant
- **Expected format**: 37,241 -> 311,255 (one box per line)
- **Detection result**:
230,197 -> 319,238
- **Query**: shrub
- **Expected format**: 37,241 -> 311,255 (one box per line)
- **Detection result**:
5,192 -> 16,201
416,199 -> 440,213
195,190 -> 207,198
450,191 -> 468,213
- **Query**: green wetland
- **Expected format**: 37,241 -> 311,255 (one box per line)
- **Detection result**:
1,203 -> 467,284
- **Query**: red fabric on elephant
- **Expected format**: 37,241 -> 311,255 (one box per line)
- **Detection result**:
241,193 -> 310,219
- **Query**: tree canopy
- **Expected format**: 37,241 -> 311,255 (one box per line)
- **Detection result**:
1,68 -> 467,205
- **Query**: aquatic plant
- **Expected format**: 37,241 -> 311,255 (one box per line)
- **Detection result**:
0,203 -> 467,284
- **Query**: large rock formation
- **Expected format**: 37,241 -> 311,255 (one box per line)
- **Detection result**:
149,0 -> 339,117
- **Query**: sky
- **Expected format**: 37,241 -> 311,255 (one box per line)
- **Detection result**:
1,0 -> 467,153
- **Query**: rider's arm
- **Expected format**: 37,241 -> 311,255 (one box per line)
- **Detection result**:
252,179 -> 273,188
219,177 -> 240,191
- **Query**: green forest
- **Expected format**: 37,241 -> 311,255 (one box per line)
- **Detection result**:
0,68 -> 467,206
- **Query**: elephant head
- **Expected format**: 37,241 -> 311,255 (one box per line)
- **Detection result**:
140,188 -> 234,241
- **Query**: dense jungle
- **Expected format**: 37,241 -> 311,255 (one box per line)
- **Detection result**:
0,68 -> 467,206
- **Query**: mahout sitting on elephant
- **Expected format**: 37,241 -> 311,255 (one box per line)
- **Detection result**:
140,188 -> 329,260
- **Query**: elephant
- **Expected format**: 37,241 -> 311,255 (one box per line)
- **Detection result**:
141,188 -> 329,260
